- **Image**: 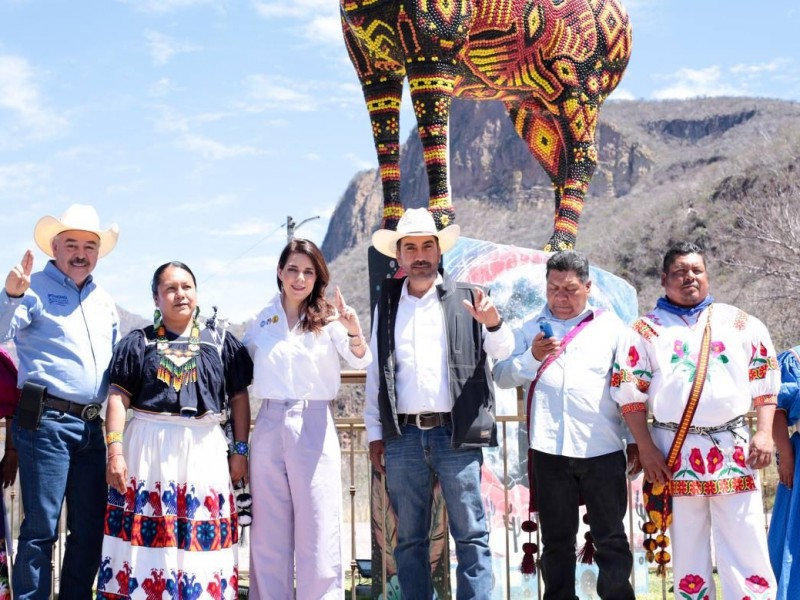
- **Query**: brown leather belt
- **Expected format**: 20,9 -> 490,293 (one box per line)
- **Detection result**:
397,412 -> 451,430
43,395 -> 102,421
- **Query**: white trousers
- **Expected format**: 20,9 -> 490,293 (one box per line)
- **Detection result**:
248,400 -> 344,600
671,491 -> 777,599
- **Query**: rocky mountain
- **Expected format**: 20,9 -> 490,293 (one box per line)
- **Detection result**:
323,97 -> 800,350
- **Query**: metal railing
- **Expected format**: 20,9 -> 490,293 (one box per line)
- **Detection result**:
0,371 -> 775,599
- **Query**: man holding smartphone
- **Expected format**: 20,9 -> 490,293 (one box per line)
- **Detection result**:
0,204 -> 119,600
493,250 -> 639,600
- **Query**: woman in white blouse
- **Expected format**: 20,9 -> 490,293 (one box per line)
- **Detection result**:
243,238 -> 371,599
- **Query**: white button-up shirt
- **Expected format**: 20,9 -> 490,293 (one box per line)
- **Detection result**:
244,293 -> 371,402
493,306 -> 631,458
365,276 -> 514,442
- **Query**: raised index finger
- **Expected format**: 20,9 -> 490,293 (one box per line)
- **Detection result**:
335,287 -> 345,310
473,287 -> 485,305
21,250 -> 34,276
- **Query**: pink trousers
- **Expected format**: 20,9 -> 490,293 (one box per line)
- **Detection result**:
248,399 -> 343,599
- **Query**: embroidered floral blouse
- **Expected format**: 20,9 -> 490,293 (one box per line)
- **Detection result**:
109,325 -> 253,416
611,303 -> 779,426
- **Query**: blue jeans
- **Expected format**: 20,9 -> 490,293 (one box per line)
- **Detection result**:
384,424 -> 492,600
12,408 -> 107,600
532,450 -> 635,600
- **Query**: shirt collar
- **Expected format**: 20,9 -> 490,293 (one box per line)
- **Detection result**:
542,304 -> 595,325
400,274 -> 443,301
44,260 -> 93,291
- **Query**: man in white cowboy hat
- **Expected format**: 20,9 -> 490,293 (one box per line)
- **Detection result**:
365,207 -> 514,599
0,204 -> 120,600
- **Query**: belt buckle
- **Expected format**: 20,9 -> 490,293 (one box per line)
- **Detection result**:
415,412 -> 436,430
81,404 -> 102,421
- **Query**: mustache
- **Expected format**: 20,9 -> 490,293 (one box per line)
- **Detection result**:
411,261 -> 432,268
69,259 -> 90,266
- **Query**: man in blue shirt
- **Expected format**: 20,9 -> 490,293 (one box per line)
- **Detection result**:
1,204 -> 119,600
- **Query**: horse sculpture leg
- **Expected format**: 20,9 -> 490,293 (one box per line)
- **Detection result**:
506,88 -> 600,251
363,76 -> 406,230
402,0 -> 472,230
407,64 -> 458,229
341,1 -> 406,230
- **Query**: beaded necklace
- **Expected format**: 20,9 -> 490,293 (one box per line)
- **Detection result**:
155,314 -> 201,392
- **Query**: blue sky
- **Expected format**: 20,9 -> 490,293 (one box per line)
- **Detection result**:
1,0 -> 798,323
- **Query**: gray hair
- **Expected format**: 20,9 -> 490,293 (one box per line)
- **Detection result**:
546,250 -> 590,283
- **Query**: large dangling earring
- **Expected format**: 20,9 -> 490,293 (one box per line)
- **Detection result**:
153,308 -> 163,330
194,306 -> 200,320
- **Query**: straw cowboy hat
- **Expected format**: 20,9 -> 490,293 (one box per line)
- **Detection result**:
33,204 -> 120,258
372,208 -> 460,258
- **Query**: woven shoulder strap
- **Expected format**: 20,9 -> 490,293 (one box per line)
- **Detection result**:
664,304 -> 714,468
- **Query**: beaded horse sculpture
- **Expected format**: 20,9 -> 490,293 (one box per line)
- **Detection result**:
341,0 -> 632,250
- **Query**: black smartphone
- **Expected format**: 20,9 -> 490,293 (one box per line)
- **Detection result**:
17,382 -> 46,431
539,321 -> 554,338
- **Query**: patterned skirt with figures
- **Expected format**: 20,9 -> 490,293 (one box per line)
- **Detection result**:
96,412 -> 238,600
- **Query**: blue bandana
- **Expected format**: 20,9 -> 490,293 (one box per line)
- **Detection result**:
655,295 -> 714,318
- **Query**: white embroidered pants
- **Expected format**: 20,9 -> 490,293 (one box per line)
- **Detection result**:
248,399 -> 343,600
670,491 -> 776,599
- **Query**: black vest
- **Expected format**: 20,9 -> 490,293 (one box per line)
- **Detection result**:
374,273 -> 498,448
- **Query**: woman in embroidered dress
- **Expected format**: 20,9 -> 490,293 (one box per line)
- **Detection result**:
97,261 -> 253,600
244,238 -> 371,599
768,345 -> 800,599
0,346 -> 18,600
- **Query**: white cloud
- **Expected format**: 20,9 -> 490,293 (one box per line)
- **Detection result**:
253,0 -> 342,46
608,87 -> 635,101
174,193 -> 237,211
241,74 -> 318,112
730,59 -> 788,78
652,66 -> 743,100
252,0 -> 334,20
0,55 -> 68,140
343,152 -> 374,170
118,0 -> 228,14
652,60 -> 799,100
209,219 -> 279,237
149,77 -> 179,97
176,133 -> 262,159
145,31 -> 202,66
300,15 -> 343,46
0,162 -> 48,193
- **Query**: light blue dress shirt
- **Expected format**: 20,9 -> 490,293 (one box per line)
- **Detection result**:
0,260 -> 119,404
493,305 -> 632,458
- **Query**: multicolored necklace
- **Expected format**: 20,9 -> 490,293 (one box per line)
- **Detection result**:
155,314 -> 201,392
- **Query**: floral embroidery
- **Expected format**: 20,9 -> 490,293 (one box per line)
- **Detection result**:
670,475 -> 757,496
689,448 -> 705,475
733,446 -> 747,469
672,451 -> 682,473
621,402 -> 646,414
675,448 -> 705,479
706,447 -> 723,474
753,394 -> 777,406
627,346 -> 639,366
749,345 -> 777,381
734,309 -> 748,330
671,338 -> 728,381
633,318 -> 658,341
744,573 -> 770,592
678,573 -> 709,599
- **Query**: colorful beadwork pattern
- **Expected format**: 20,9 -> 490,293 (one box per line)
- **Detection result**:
341,0 -> 632,250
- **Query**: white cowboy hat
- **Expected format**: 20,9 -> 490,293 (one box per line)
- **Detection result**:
33,204 -> 120,258
372,208 -> 460,258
